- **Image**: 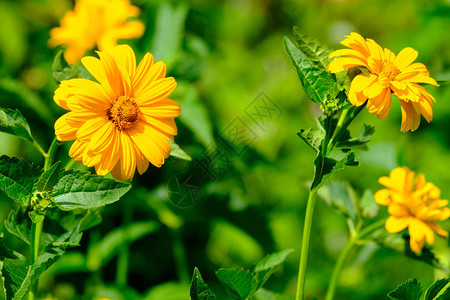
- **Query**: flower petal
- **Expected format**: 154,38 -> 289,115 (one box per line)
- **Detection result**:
395,47 -> 418,70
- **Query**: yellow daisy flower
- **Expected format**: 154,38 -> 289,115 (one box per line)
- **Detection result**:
54,45 -> 180,181
375,167 -> 450,253
327,33 -> 439,132
49,0 -> 144,64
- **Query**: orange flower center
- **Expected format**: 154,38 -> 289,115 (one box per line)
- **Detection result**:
107,96 -> 140,131
378,61 -> 401,87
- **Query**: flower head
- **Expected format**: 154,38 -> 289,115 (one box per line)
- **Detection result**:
328,33 -> 439,132
49,0 -> 144,64
375,167 -> 450,253
54,45 -> 180,181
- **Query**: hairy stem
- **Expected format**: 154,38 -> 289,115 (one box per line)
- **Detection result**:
295,189 -> 318,300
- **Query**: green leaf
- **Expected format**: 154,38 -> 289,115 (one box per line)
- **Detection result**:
253,249 -> 293,290
4,209 -> 30,245
425,278 -> 450,300
36,161 -> 61,192
190,267 -> 216,300
0,155 -> 41,206
285,37 -> 333,104
317,181 -> 357,221
292,27 -> 337,98
52,50 -> 94,83
253,288 -> 293,300
359,189 -> 379,219
336,124 -> 375,150
169,141 -> 192,161
144,281 -> 189,300
150,3 -> 188,63
51,170 -> 131,210
216,269 -> 258,299
0,234 -> 64,300
87,221 -> 159,271
310,151 -> 358,192
371,229 -> 449,271
0,108 -> 33,142
388,278 -> 423,300
297,128 -> 325,152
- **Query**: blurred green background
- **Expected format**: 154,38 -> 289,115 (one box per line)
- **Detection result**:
0,0 -> 449,299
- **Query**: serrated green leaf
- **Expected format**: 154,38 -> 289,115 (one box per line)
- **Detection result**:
317,181 -> 357,221
310,151 -> 358,192
36,161 -> 61,192
0,155 -> 41,206
360,189 -> 379,219
51,170 -> 131,210
87,221 -> 159,271
52,50 -> 93,83
284,37 -> 332,104
0,108 -> 33,142
253,249 -> 293,290
169,141 -> 192,161
371,229 -> 449,271
292,27 -> 337,98
297,128 -> 325,152
336,124 -> 375,150
425,278 -> 450,300
253,288 -> 293,300
190,267 -> 216,300
216,269 -> 258,299
388,278 -> 423,300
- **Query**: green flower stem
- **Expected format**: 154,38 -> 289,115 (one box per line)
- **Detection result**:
32,139 -> 48,159
28,219 -> 44,300
325,218 -> 387,300
327,103 -> 367,153
44,137 -> 60,171
64,159 -> 76,170
295,189 -> 318,300
116,201 -> 132,286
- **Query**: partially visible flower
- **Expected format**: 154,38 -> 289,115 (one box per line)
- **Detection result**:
49,0 -> 144,64
54,45 -> 180,181
327,33 -> 439,132
375,167 -> 450,253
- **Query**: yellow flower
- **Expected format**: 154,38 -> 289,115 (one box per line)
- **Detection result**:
54,45 -> 180,181
327,33 -> 439,132
49,0 -> 144,64
375,167 -> 450,253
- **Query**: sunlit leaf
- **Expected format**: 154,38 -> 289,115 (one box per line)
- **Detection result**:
359,189 -> 379,219
0,155 -> 41,206
297,128 -> 324,152
0,108 -> 33,142
169,141 -> 192,161
425,278 -> 450,300
216,269 -> 258,299
336,124 -> 375,150
388,278 -> 423,300
51,170 -> 131,210
52,50 -> 93,83
190,267 -> 216,300
317,181 -> 357,221
252,249 -> 293,290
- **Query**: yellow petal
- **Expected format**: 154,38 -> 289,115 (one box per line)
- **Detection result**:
367,88 -> 391,120
374,189 -> 392,205
133,61 -> 167,98
54,114 -> 78,141
395,47 -> 418,70
132,53 -> 155,90
327,57 -> 367,73
107,44 -> 137,80
385,216 -> 409,233
139,98 -> 181,118
76,117 -> 109,142
135,77 -> 177,105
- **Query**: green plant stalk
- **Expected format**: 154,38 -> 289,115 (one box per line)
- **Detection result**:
116,201 -> 132,286
325,218 -> 387,300
32,140 -> 48,158
295,189 -> 318,300
44,137 -> 60,171
28,220 -> 44,300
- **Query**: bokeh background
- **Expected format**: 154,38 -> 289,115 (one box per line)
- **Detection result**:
0,0 -> 449,299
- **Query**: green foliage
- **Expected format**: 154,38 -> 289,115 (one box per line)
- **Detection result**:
388,278 -> 423,300
317,181 -> 357,221
284,37 -> 334,104
336,124 -> 375,150
0,108 -> 33,142
52,50 -> 93,83
297,128 -> 325,152
216,269 -> 258,299
252,249 -> 294,290
51,169 -> 131,210
36,161 -> 61,192
253,288 -> 293,300
359,189 -> 378,219
190,267 -> 216,300
169,141 -> 192,161
425,278 -> 450,300
144,282 -> 189,300
0,155 -> 41,206
311,151 -> 358,192
87,221 -> 159,271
